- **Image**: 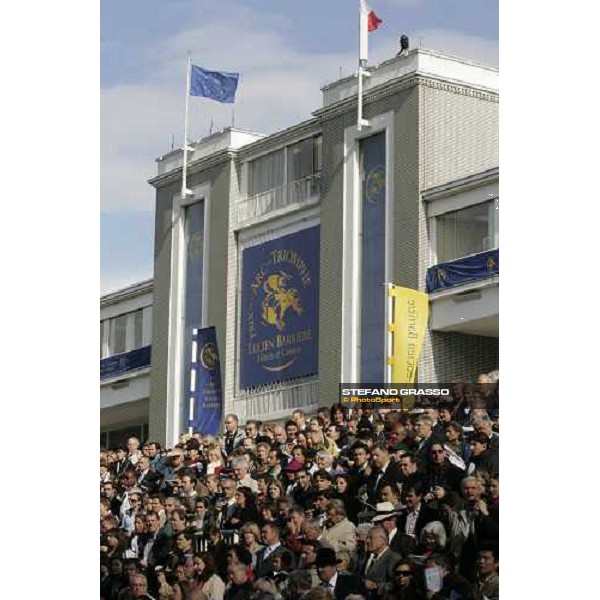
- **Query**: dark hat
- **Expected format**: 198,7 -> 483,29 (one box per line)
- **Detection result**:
186,439 -> 201,451
315,547 -> 343,568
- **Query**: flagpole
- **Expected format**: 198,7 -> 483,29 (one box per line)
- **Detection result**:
386,283 -> 394,384
358,1 -> 370,130
181,55 -> 193,199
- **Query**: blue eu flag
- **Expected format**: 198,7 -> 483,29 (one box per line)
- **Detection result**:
190,65 -> 239,103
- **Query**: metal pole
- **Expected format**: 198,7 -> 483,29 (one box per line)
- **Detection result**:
385,283 -> 394,384
181,56 -> 192,200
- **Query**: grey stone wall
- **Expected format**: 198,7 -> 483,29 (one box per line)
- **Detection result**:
420,330 -> 499,383
148,184 -> 176,444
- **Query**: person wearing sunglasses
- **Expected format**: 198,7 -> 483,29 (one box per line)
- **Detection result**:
387,558 -> 423,600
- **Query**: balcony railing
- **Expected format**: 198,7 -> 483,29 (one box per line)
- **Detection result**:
100,345 -> 151,380
235,380 -> 319,419
426,248 -> 499,293
236,173 -> 321,225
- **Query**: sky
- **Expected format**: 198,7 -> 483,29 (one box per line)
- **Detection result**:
100,0 -> 499,294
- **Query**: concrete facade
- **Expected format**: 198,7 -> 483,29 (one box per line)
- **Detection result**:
144,49 -> 499,446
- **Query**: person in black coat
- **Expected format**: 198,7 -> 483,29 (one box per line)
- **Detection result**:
366,443 -> 402,505
421,443 -> 465,497
384,558 -> 425,600
394,485 -> 440,557
466,434 -> 499,475
315,547 -> 364,600
255,521 -> 285,578
224,487 -> 259,530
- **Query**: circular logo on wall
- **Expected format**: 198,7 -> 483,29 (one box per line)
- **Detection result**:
199,342 -> 218,370
366,165 -> 385,203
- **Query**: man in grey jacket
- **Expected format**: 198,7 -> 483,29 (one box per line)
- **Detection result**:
362,526 -> 401,600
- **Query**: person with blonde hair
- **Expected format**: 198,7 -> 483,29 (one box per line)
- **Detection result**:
240,522 -> 264,569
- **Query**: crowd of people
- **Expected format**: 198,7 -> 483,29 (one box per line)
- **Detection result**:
100,373 -> 499,600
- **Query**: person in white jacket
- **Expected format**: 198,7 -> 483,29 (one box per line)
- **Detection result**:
320,499 -> 357,554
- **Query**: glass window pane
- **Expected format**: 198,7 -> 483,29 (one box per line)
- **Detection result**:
249,149 -> 284,196
142,306 -> 153,347
313,136 -> 322,174
100,321 -> 104,358
436,202 -> 492,263
287,138 -> 313,182
134,309 -> 144,349
112,314 -> 127,355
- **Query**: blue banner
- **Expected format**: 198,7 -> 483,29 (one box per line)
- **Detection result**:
188,327 -> 223,436
190,65 -> 239,103
426,249 -> 499,293
240,227 -> 320,388
100,345 -> 151,380
360,131 -> 386,381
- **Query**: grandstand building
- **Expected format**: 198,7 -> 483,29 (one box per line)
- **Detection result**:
102,48 -> 498,448
100,279 -> 153,448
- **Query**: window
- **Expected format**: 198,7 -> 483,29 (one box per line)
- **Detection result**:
249,149 -> 284,196
248,135 -> 322,197
287,136 -> 322,182
313,136 -> 323,174
100,307 -> 151,359
112,314 -> 127,355
436,200 -> 498,263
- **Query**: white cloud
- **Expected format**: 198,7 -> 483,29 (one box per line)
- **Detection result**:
102,8 -> 498,212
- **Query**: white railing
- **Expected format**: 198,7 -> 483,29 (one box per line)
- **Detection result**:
235,380 -> 319,420
237,173 -> 321,224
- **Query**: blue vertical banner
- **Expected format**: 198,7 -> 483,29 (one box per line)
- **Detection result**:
181,203 -> 204,433
240,227 -> 320,388
360,131 -> 386,381
188,326 -> 223,436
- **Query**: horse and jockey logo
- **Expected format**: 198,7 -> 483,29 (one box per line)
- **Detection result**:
261,272 -> 304,331
200,342 -> 218,370
243,234 -> 317,383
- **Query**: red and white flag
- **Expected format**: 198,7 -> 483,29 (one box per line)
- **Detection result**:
360,0 -> 382,63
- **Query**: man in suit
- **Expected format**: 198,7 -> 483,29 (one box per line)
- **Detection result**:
256,521 -> 284,578
363,526 -> 401,600
136,456 -> 162,494
347,442 -> 371,498
366,443 -> 402,505
316,548 -> 363,600
394,484 -> 439,556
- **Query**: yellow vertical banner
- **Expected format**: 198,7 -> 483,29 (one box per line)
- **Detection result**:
388,286 -> 429,384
